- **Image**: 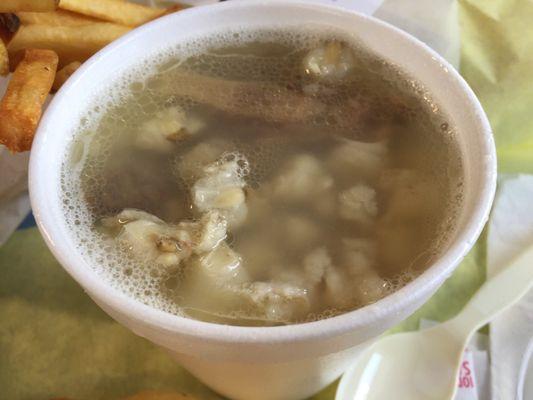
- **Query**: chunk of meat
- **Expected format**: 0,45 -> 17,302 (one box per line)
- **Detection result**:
303,41 -> 356,81
237,281 -> 310,322
324,265 -> 387,308
179,243 -> 250,318
182,112 -> 207,136
165,70 -> 326,124
135,106 -> 204,153
327,138 -> 388,184
341,238 -> 390,304
104,207 -> 230,267
301,246 -> 358,308
277,245 -> 382,312
323,264 -> 351,308
341,237 -> 377,276
283,214 -> 321,252
300,246 -> 353,308
338,184 -> 378,226
188,242 -> 248,286
191,154 -> 249,229
175,139 -> 231,184
117,218 -> 193,267
270,153 -> 333,203
192,210 -> 228,254
379,168 -> 440,223
303,246 -> 331,286
300,245 -> 386,308
272,247 -> 333,298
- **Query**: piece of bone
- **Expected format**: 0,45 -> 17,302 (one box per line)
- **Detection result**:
303,41 -> 356,81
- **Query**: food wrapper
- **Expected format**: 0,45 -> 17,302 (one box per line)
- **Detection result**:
1,0 -> 532,399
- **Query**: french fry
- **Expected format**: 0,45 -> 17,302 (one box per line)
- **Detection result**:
8,23 -> 131,67
0,14 -> 20,44
52,60 -> 80,91
0,48 -> 58,152
0,0 -> 59,13
58,0 -> 165,27
16,10 -> 100,26
162,4 -> 187,16
0,39 -> 8,76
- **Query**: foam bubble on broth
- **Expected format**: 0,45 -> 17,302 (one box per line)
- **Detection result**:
61,27 -> 464,325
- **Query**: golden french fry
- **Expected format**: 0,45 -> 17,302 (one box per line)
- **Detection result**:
0,13 -> 20,44
59,0 -> 165,27
0,0 -> 59,12
123,391 -> 197,400
0,48 -> 58,152
0,39 -> 8,76
52,60 -> 80,91
8,23 -> 131,67
16,10 -> 100,26
162,4 -> 187,16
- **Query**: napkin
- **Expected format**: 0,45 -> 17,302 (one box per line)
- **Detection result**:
487,175 -> 533,400
0,77 -> 31,246
1,1 -> 533,399
0,147 -> 29,244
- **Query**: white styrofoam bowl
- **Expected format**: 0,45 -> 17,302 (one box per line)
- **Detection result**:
29,1 -> 496,399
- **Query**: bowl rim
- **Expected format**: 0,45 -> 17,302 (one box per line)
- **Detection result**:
29,0 -> 496,346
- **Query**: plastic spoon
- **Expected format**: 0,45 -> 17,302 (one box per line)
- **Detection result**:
336,244 -> 533,400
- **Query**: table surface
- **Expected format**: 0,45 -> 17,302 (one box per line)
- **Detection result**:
1,0 -> 533,399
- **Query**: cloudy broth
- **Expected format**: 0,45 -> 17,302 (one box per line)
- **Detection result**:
62,29 -> 464,326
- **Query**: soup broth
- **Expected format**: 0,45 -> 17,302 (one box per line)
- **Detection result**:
62,29 -> 464,326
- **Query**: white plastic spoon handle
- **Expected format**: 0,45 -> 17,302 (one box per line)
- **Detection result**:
451,243 -> 533,334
